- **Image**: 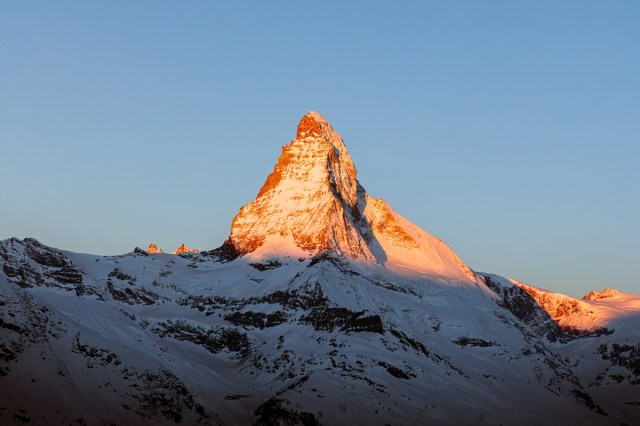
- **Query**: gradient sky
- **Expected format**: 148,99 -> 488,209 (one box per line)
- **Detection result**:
1,2 -> 638,298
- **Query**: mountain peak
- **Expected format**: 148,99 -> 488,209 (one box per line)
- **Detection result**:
172,244 -> 198,255
147,243 -> 164,254
296,111 -> 335,140
228,111 -> 367,259
226,112 -> 475,282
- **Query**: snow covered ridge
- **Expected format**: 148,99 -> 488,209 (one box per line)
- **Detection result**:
1,112 -> 640,425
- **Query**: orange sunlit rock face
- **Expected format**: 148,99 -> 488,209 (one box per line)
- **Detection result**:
583,288 -> 621,301
227,111 -> 373,259
256,149 -> 293,198
296,113 -> 325,139
366,197 -> 420,249
521,284 -> 585,320
224,111 -> 477,283
147,243 -> 164,254
172,244 -> 198,255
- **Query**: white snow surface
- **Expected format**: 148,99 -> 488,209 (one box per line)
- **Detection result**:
1,237 -> 639,425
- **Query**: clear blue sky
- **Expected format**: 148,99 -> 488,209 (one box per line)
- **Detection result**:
1,2 -> 638,297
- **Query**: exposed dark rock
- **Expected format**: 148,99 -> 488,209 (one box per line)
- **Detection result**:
390,329 -> 431,356
182,283 -> 380,334
200,240 -> 240,263
107,281 -> 158,305
261,285 -> 329,310
300,307 -> 383,334
378,361 -> 414,379
572,389 -> 607,415
24,238 -> 67,268
484,275 -> 544,323
154,320 -> 250,357
178,295 -> 239,316
108,268 -> 136,285
224,311 -> 288,329
389,329 -> 466,376
598,343 -> 640,376
13,410 -> 30,424
308,252 -> 333,267
253,398 -> 319,426
0,344 -> 18,376
367,279 -> 418,296
546,325 -> 613,342
453,337 -> 496,347
0,238 -> 85,291
250,260 -> 283,271
128,369 -> 201,423
132,247 -> 149,256
482,274 -> 613,342
0,318 -> 23,333
72,333 -> 122,367
225,394 -> 249,400
74,283 -> 99,298
179,283 -> 329,315
2,262 -> 40,288
46,265 -> 83,285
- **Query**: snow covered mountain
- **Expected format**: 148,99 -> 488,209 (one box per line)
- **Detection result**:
1,112 -> 638,425
228,112 -> 474,283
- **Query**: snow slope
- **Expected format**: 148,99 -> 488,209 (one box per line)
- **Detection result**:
1,238 -> 638,425
1,112 -> 639,425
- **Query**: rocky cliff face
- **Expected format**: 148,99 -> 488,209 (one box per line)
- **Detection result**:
147,243 -> 164,254
229,112 -> 370,259
228,112 -> 474,282
147,243 -> 198,255
583,288 -> 622,301
172,244 -> 198,255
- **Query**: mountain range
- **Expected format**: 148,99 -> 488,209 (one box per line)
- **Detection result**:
147,244 -> 200,255
1,112 -> 638,425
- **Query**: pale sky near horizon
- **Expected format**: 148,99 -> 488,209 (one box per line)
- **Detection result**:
1,2 -> 638,298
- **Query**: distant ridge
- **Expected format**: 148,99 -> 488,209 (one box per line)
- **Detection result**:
146,243 -> 198,255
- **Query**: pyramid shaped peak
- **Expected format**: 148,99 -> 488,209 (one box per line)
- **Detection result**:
296,111 -> 340,142
225,112 -> 476,283
304,111 -> 328,123
230,111 -> 364,257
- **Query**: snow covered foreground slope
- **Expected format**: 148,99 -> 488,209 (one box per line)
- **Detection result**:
1,113 -> 639,426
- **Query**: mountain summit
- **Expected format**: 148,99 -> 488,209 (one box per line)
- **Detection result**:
172,244 -> 198,255
228,112 -> 475,282
228,111 -> 367,258
147,243 -> 164,254
1,112 -> 638,425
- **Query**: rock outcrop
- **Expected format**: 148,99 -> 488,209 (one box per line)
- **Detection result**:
172,244 -> 198,255
583,288 -> 622,301
147,243 -> 164,254
227,112 -> 475,282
